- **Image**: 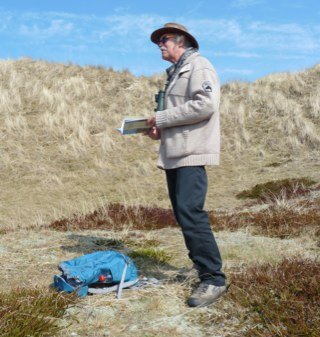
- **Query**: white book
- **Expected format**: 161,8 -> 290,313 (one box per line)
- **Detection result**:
117,117 -> 150,135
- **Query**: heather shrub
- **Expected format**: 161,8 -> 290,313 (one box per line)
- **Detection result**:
0,288 -> 76,337
236,177 -> 316,201
50,201 -> 320,239
50,203 -> 177,231
230,258 -> 320,337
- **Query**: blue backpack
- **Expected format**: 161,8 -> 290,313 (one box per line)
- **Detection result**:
53,250 -> 138,298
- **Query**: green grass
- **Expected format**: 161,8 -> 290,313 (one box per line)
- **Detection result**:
0,288 -> 76,337
129,248 -> 172,265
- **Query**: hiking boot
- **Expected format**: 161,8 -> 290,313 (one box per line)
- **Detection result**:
187,282 -> 227,307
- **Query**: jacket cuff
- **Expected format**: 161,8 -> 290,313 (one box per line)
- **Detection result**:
156,110 -> 168,128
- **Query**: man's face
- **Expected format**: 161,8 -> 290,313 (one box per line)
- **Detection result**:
158,34 -> 182,63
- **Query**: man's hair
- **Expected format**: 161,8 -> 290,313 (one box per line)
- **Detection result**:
174,34 -> 192,48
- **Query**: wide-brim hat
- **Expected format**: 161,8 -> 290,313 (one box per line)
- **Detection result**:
150,22 -> 199,49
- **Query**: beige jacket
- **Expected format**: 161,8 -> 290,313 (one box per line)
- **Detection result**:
155,52 -> 220,169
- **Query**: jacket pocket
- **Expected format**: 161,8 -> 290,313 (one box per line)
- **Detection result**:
164,128 -> 190,159
167,65 -> 191,97
168,76 -> 189,97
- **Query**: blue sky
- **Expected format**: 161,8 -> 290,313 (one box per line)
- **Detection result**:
0,0 -> 319,83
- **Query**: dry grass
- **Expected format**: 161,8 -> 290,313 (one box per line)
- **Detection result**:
221,64 -> 320,156
0,58 -> 166,230
1,227 -> 318,337
0,220 -> 319,337
0,59 -> 320,230
1,58 -> 320,336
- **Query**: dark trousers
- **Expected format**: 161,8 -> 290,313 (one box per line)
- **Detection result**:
165,166 -> 225,286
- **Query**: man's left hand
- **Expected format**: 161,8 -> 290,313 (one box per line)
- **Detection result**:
144,126 -> 161,140
147,116 -> 156,127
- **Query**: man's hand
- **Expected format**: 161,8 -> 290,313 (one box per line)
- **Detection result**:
144,116 -> 160,140
147,116 -> 156,127
144,126 -> 161,140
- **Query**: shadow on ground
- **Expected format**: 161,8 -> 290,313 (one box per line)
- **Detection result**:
60,233 -> 182,281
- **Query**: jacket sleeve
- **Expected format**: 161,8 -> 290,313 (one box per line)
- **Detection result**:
156,66 -> 220,128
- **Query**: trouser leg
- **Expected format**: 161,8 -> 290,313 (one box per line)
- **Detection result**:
166,166 -> 225,286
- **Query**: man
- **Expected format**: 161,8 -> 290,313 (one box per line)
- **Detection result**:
146,23 -> 227,308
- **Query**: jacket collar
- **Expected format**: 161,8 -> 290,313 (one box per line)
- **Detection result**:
165,51 -> 199,79
165,52 -> 199,94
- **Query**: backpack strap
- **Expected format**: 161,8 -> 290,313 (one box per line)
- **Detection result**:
117,261 -> 128,299
88,279 -> 138,295
88,256 -> 138,298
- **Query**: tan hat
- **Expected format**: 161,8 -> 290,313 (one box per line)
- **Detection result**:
150,22 -> 199,49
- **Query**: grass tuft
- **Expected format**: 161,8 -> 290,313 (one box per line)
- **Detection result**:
129,248 -> 172,265
236,177 -> 316,201
92,237 -> 161,250
230,258 -> 320,337
0,287 -> 76,337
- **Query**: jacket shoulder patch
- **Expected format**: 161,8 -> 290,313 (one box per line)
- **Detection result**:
202,81 -> 212,92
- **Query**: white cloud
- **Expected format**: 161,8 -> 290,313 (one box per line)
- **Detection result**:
220,68 -> 254,76
101,14 -> 162,39
249,21 -> 305,34
2,10 -> 318,56
188,19 -> 242,41
0,12 -> 13,32
184,18 -> 319,55
244,22 -> 319,52
0,10 -> 319,80
213,51 -> 260,58
20,19 -> 74,38
231,0 -> 264,7
0,11 -> 162,52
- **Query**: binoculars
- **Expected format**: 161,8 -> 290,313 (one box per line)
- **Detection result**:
154,90 -> 165,111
